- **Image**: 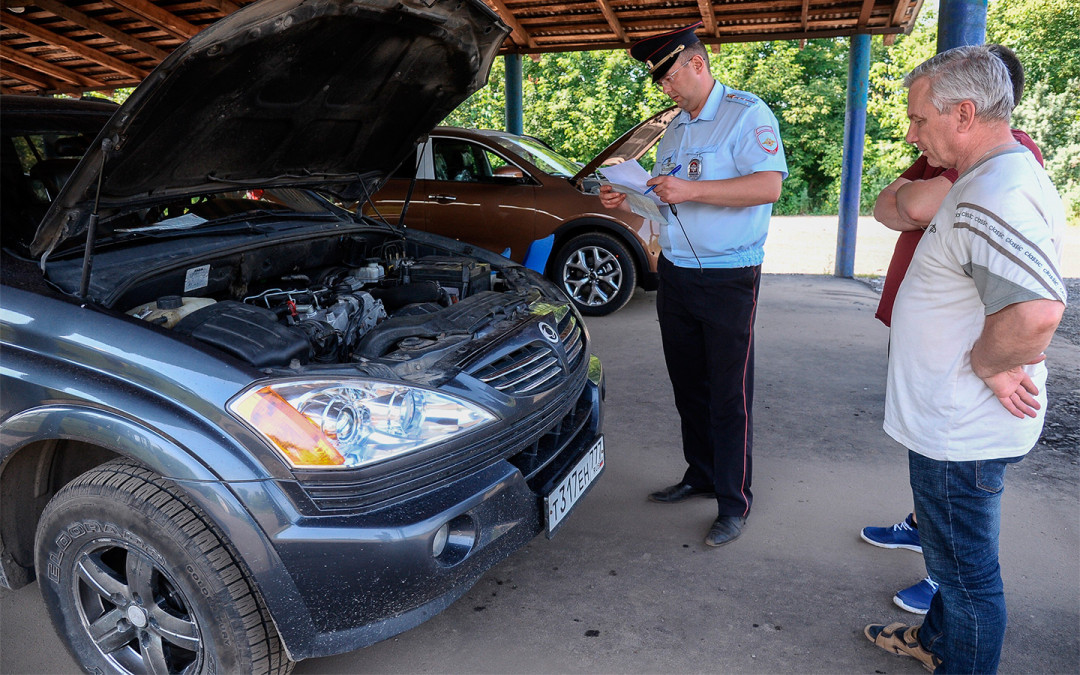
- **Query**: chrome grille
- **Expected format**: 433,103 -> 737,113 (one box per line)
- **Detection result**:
474,342 -> 561,393
560,314 -> 583,370
469,311 -> 585,396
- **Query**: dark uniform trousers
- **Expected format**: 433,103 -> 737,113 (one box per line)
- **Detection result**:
656,254 -> 759,517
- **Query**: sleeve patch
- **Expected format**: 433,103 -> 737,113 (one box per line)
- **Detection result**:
755,126 -> 779,155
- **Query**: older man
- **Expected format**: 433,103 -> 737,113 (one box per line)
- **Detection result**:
863,46 -> 1067,673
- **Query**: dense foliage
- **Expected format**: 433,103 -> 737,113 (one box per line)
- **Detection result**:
444,0 -> 1079,220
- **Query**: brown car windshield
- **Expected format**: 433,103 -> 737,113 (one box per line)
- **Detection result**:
490,136 -> 581,178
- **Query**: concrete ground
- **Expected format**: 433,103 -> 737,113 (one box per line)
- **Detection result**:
2,217 -> 1077,673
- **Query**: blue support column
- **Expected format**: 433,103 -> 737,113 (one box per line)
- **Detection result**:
504,54 -> 523,135
835,33 -> 871,278
937,0 -> 987,52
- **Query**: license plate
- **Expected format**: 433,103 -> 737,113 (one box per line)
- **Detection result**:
545,436 -> 605,536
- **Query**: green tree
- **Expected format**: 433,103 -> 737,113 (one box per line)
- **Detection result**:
1013,79 -> 1080,221
988,0 -> 1080,93
445,50 -> 668,164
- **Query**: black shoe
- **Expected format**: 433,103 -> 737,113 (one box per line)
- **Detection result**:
648,483 -> 715,504
704,515 -> 747,547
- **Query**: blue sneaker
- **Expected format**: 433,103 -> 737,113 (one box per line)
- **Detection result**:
893,576 -> 939,614
860,513 -> 921,552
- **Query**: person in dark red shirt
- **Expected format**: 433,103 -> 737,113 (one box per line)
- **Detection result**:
861,44 -> 1045,617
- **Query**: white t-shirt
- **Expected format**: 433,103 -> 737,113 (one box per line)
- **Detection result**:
884,145 -> 1068,461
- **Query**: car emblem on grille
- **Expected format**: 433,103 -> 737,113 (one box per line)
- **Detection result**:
539,322 -> 560,343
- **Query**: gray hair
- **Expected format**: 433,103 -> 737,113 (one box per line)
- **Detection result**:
904,45 -> 1014,121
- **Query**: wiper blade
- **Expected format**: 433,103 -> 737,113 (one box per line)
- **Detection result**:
206,170 -> 362,185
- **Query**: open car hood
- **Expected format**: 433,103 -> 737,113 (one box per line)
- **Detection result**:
571,106 -> 680,187
32,0 -> 508,258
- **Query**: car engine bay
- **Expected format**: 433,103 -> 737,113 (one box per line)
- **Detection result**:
44,228 -> 556,374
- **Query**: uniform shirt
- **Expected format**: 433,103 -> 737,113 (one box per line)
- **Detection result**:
884,145 -> 1068,461
654,81 -> 788,268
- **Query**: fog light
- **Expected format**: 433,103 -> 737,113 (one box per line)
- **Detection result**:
432,523 -> 450,558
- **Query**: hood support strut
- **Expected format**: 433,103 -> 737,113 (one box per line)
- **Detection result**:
79,139 -> 111,301
399,138 -> 428,227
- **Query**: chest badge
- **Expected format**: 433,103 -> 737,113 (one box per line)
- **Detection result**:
687,156 -> 702,180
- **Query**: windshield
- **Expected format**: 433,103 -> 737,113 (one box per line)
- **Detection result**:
70,188 -> 342,250
490,136 -> 581,178
112,188 -> 333,231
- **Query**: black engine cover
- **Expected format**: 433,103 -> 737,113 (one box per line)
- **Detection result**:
174,301 -> 310,368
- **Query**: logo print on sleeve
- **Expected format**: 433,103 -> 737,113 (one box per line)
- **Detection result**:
755,126 -> 779,155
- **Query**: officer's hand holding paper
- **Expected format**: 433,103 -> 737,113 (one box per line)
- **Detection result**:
597,160 -> 666,223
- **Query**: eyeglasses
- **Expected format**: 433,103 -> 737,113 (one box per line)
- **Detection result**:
655,57 -> 694,89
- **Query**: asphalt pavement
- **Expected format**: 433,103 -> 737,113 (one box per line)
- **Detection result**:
3,268 -> 1076,674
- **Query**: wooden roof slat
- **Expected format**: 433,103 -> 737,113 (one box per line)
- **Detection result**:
483,0 -> 539,48
19,0 -> 173,60
593,0 -> 627,42
203,1 -> 243,12
103,0 -> 200,40
696,0 -> 718,36
0,59 -> 60,90
0,0 -> 923,94
1,12 -> 149,80
0,43 -> 107,87
858,0 -> 875,26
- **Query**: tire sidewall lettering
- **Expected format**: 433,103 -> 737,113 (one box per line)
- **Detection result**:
46,520 -> 166,587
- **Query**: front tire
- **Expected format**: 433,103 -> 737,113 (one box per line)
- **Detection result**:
551,232 -> 637,316
34,459 -> 293,675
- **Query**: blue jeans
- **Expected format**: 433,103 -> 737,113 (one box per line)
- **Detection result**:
909,450 -> 1023,674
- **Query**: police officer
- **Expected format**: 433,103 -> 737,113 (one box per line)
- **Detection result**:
600,23 -> 787,547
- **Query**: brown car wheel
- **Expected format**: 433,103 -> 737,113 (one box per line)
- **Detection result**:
552,232 -> 637,316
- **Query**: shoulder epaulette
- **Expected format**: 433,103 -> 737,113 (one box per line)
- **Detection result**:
723,92 -> 758,108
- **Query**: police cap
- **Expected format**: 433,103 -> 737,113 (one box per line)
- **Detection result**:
629,22 -> 703,82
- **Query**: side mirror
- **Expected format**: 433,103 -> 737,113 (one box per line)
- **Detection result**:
493,165 -> 525,179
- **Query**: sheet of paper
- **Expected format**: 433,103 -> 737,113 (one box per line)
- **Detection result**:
597,160 -> 666,223
598,178 -> 666,223
598,160 -> 653,195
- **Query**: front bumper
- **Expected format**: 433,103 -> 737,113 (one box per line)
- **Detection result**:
227,355 -> 604,660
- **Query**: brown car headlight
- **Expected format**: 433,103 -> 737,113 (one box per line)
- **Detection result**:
229,380 -> 496,469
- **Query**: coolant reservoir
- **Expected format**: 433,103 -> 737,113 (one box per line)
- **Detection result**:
128,296 -> 216,328
354,261 -> 384,282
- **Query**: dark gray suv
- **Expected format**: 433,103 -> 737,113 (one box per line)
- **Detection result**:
0,1 -> 604,673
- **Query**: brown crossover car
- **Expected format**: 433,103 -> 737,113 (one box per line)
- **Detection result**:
365,109 -> 677,316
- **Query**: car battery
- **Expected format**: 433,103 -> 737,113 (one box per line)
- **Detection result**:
407,256 -> 491,300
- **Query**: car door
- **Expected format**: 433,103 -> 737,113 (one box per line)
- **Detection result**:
415,136 -> 538,261
364,145 -> 427,227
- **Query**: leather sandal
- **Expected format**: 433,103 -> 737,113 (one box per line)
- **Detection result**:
864,622 -> 941,672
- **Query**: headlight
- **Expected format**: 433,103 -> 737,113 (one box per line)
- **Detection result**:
228,380 -> 496,469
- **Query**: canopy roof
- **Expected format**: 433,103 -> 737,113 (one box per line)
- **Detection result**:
1,0 -> 924,95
